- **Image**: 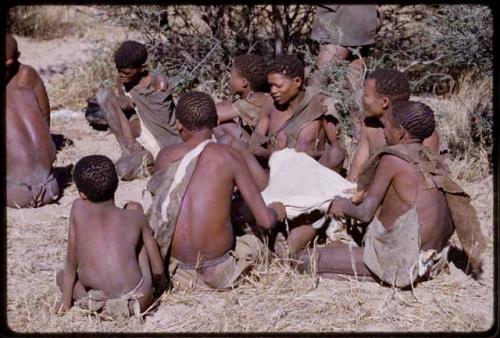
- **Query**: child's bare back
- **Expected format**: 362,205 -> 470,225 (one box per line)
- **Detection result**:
56,155 -> 165,317
71,198 -> 150,298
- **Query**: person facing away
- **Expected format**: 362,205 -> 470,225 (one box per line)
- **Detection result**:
55,155 -> 167,319
347,68 -> 440,182
153,91 -> 286,290
215,54 -> 271,145
6,40 -> 59,208
6,33 -> 51,125
249,54 -> 346,173
95,40 -> 180,181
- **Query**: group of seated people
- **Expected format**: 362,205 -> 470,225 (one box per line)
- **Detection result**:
5,36 -> 486,320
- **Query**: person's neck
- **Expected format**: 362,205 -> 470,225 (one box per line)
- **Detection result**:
124,71 -> 150,91
89,198 -> 116,210
398,138 -> 422,146
239,89 -> 253,100
288,89 -> 305,112
185,129 -> 213,145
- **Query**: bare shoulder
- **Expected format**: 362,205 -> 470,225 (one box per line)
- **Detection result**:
155,143 -> 189,171
378,153 -> 409,173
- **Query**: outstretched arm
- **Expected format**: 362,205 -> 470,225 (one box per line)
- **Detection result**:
230,149 -> 285,229
330,154 -> 397,223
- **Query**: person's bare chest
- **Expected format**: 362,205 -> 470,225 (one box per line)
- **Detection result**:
269,108 -> 294,137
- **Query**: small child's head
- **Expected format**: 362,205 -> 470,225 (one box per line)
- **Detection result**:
267,55 -> 305,106
175,91 -> 218,138
73,155 -> 118,202
114,40 -> 148,86
384,100 -> 435,145
364,69 -> 410,118
230,54 -> 268,94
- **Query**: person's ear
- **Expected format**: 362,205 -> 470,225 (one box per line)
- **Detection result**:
381,96 -> 390,109
79,192 -> 88,200
241,77 -> 249,89
175,119 -> 183,132
397,125 -> 407,140
293,76 -> 303,89
5,58 -> 14,67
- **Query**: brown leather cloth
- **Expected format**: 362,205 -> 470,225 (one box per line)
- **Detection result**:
128,73 -> 181,149
249,86 -> 339,152
358,143 -> 486,276
7,171 -> 59,207
74,277 -> 144,321
168,234 -> 263,291
363,204 -> 449,288
310,5 -> 380,46
232,92 -> 269,133
146,140 -> 213,259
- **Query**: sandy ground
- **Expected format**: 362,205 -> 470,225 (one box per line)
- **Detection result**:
5,6 -> 495,334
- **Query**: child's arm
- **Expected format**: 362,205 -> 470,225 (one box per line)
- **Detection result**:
330,154 -> 397,223
141,219 -> 169,294
216,100 -> 238,123
249,107 -> 273,158
347,123 -> 370,182
141,220 -> 164,276
56,208 -> 78,313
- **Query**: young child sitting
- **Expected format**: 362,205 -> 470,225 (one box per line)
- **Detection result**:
55,155 -> 167,320
215,54 -> 271,145
296,100 -> 485,288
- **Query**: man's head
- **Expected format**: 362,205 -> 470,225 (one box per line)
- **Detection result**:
384,100 -> 435,145
6,34 -> 20,81
175,91 -> 218,139
230,54 -> 268,94
267,55 -> 305,106
73,155 -> 119,203
363,69 -> 410,118
114,40 -> 148,86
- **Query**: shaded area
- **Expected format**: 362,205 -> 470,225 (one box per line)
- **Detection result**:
51,133 -> 74,152
53,164 -> 74,203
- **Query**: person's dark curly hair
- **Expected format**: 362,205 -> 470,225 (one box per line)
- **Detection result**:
392,100 -> 435,141
233,54 -> 268,92
114,40 -> 148,69
267,55 -> 305,83
366,68 -> 410,102
73,155 -> 118,203
176,91 -> 218,131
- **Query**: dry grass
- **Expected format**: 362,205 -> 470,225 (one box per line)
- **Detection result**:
8,6 -> 88,40
6,6 -> 494,334
6,112 -> 494,334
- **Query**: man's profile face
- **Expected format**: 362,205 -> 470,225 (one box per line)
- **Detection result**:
267,73 -> 301,106
362,79 -> 384,118
117,67 -> 143,86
